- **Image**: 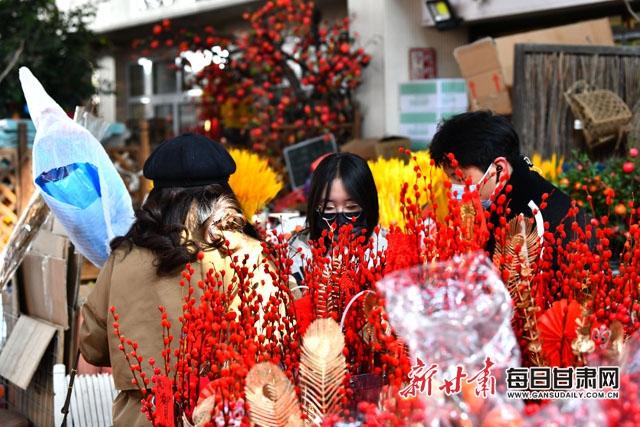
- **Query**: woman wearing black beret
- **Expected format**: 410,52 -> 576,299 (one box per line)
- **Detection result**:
79,133 -> 277,426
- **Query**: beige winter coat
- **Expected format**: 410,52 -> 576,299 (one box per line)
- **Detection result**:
79,231 -> 276,426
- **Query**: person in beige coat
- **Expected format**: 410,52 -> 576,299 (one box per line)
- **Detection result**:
79,134 -> 278,426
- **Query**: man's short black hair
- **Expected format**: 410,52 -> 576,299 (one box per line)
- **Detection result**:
429,111 -> 521,170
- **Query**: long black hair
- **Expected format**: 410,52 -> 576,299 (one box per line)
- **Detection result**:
111,182 -> 259,276
306,152 -> 379,241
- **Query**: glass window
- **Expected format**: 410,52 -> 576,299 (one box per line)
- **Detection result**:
153,60 -> 178,94
154,104 -> 174,130
178,103 -> 198,133
128,103 -> 146,120
154,104 -> 173,119
128,63 -> 145,97
180,67 -> 196,92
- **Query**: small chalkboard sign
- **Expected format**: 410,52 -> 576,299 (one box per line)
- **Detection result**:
283,134 -> 337,189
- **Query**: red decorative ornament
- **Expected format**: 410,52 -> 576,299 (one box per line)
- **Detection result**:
623,161 -> 635,174
537,299 -> 582,367
154,375 -> 175,427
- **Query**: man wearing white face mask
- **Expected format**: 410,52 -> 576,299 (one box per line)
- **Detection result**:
449,160 -> 503,210
429,111 -> 587,256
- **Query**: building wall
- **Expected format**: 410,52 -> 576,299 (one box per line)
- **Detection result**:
422,0 -> 613,25
95,56 -> 117,123
350,0 -> 617,138
347,0 -> 387,137
63,0 -> 470,138
63,0 -> 615,139
384,0 -> 467,135
349,0 -> 468,138
57,0 -> 256,33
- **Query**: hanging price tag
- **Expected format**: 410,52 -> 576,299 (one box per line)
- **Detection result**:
154,375 -> 175,427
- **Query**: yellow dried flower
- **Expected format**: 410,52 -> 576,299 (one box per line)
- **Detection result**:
531,153 -> 564,185
369,151 -> 449,229
228,148 -> 283,218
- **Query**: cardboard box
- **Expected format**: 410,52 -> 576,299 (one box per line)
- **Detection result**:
495,18 -> 614,87
22,253 -> 69,329
341,137 -> 410,160
21,230 -> 70,329
399,112 -> 439,150
399,79 -> 468,113
42,214 -> 69,237
398,79 -> 469,149
28,229 -> 68,259
0,316 -> 58,390
50,215 -> 69,237
454,38 -> 512,115
454,18 -> 614,115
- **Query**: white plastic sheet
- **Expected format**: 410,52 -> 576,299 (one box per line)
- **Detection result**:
20,67 -> 134,267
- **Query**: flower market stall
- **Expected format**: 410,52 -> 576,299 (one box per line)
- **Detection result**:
98,147 -> 640,426
1,2 -> 640,426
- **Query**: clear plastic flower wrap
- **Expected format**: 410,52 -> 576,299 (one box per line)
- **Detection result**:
522,399 -> 606,427
376,251 -> 520,375
600,329 -> 640,426
19,67 -> 134,267
375,252 -> 523,426
0,104 -> 118,289
621,330 -> 640,376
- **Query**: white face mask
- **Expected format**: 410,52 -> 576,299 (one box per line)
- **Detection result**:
450,163 -> 494,203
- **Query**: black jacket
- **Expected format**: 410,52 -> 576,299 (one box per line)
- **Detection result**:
486,156 -> 585,256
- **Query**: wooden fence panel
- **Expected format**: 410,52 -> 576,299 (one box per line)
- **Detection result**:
512,44 -> 640,158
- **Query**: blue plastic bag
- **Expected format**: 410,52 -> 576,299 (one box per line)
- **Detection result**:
20,67 -> 134,267
36,163 -> 101,209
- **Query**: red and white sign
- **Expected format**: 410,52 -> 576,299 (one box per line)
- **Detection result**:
409,48 -> 437,80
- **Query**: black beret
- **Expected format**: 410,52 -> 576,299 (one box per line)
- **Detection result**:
143,133 -> 236,188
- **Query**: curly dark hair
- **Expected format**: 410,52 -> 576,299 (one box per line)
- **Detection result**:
111,183 -> 259,276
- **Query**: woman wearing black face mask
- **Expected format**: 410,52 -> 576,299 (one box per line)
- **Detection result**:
288,152 -> 382,289
288,152 -> 385,408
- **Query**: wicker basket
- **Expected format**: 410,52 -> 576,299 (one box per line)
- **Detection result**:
564,81 -> 632,149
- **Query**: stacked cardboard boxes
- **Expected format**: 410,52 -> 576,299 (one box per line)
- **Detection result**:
341,136 -> 410,160
0,215 -> 82,426
398,79 -> 469,150
453,18 -> 614,115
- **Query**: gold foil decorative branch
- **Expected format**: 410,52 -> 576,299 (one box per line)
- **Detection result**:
493,215 -> 544,365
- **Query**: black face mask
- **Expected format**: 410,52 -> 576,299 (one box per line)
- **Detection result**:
316,211 -> 367,238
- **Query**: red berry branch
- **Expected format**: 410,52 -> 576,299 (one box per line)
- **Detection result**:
134,0 -> 370,159
109,152 -> 640,425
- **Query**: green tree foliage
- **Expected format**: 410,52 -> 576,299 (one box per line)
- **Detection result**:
0,0 -> 103,117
